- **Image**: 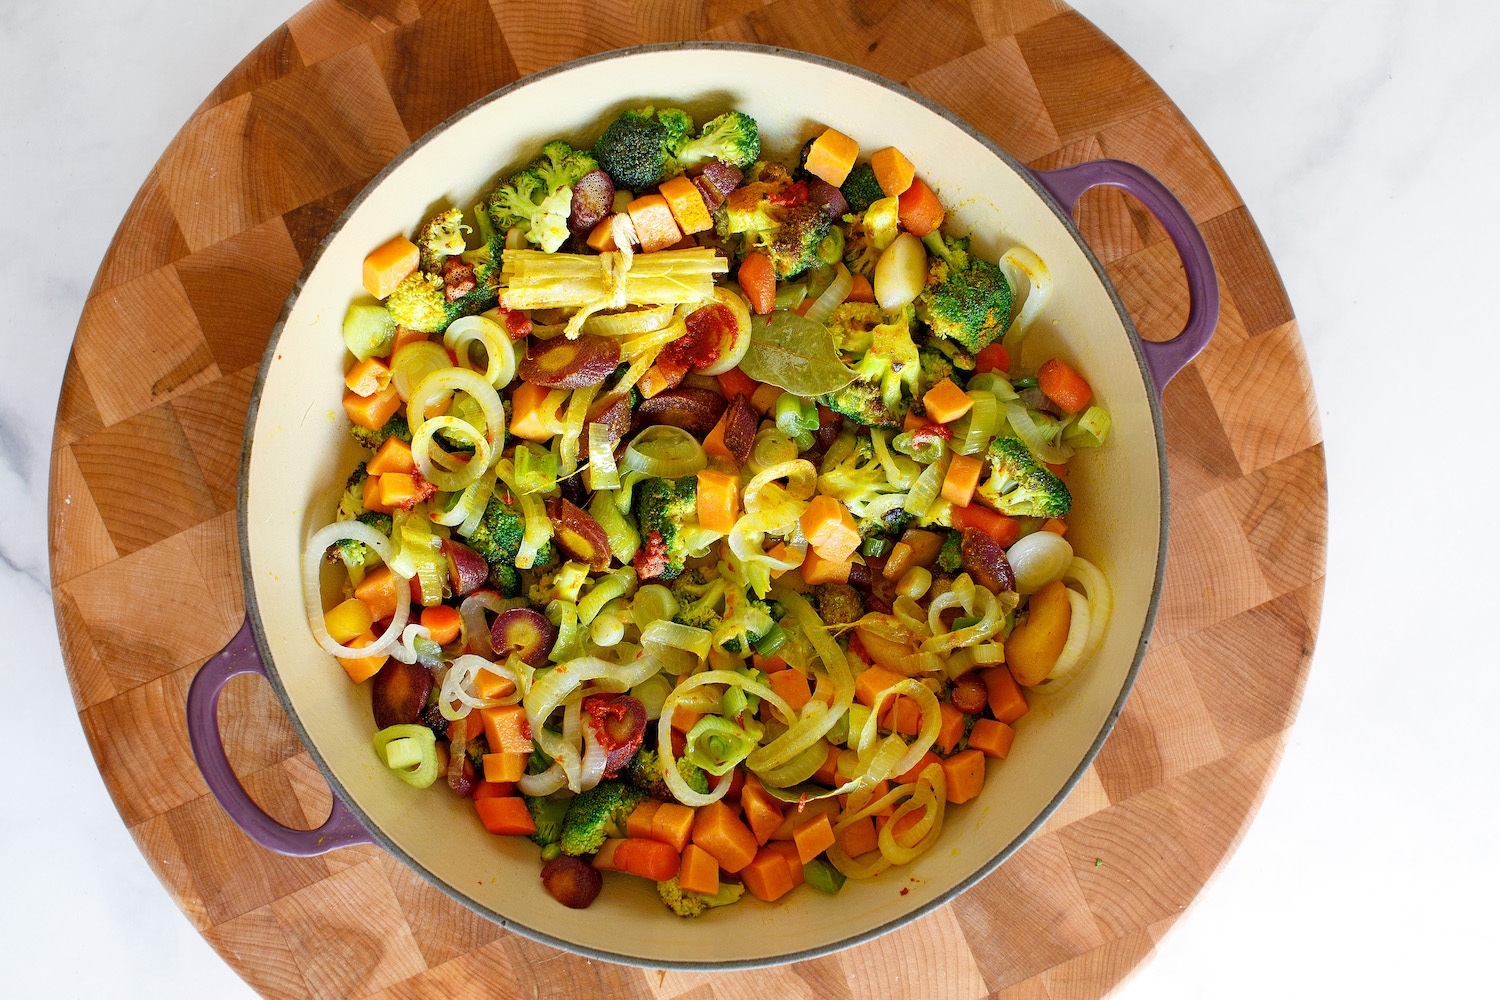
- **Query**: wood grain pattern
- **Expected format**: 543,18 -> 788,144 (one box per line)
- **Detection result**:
48,1 -> 1325,997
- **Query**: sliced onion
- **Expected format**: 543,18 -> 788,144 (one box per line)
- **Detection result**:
390,341 -> 449,402
444,315 -> 517,388
1005,400 -> 1073,465
640,620 -> 713,658
958,391 -> 998,456
743,460 -> 817,510
412,414 -> 494,492
581,303 -> 673,338
999,247 -> 1054,361
518,762 -> 567,796
803,262 -> 852,325
622,425 -> 707,478
407,366 -> 505,449
903,453 -> 948,516
559,384 -> 597,473
303,521 -> 409,659
747,426 -> 798,474
580,712 -> 608,791
871,430 -> 918,489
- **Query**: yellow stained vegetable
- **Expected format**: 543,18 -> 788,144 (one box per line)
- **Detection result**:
873,232 -> 928,311
1004,580 -> 1072,685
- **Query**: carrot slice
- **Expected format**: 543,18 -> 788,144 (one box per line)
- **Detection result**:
846,272 -> 876,303
951,503 -> 1023,548
973,341 -> 1009,374
896,177 -> 944,237
419,604 -> 461,645
1038,358 -> 1093,413
739,252 -> 775,315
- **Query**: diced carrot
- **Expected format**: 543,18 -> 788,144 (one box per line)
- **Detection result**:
740,847 -> 795,902
934,700 -> 968,754
739,783 -> 785,846
951,503 -> 1023,548
979,666 -> 1029,725
510,381 -> 567,442
419,604 -> 462,645
367,436 -> 415,476
793,812 -> 837,863
799,547 -> 852,585
813,743 -> 841,786
596,838 -> 681,881
941,452 -> 983,506
846,272 -> 876,303
695,468 -> 741,533
472,779 -> 513,800
678,843 -> 720,897
898,528 -> 945,567
973,341 -> 1010,374
880,695 -> 921,736
387,325 -> 429,359
481,751 -> 526,783
854,663 -> 907,708
1047,462 -> 1068,477
896,177 -> 944,237
353,565 -> 399,622
363,235 -> 419,299
870,147 -> 915,197
894,750 -> 942,784
803,127 -> 859,187
473,668 -> 516,701
763,839 -> 805,886
640,356 -> 689,399
361,472 -> 395,514
1041,518 -> 1069,536
969,718 -> 1017,759
941,748 -> 986,804
344,357 -> 391,397
800,494 -> 860,562
702,409 -> 734,463
343,383 -> 402,432
923,377 -> 973,423
670,704 -> 705,735
338,630 -> 388,683
766,669 -> 812,714
626,799 -> 662,840
447,712 -> 484,743
480,704 -> 531,753
690,800 -> 759,873
473,795 -> 536,836
658,174 -> 713,234
739,252 -> 775,314
651,802 -> 696,854
1038,358 -> 1093,413
378,472 -> 433,510
627,194 -> 683,253
716,367 -> 761,402
324,598 -> 374,644
586,214 -> 620,251
839,815 -> 878,857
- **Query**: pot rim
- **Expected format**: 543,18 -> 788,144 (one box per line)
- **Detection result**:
236,40 -> 1170,971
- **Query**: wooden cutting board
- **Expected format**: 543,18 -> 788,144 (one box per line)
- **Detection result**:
48,1 -> 1325,997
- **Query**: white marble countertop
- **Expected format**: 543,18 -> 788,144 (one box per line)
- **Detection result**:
3,0 -> 1496,996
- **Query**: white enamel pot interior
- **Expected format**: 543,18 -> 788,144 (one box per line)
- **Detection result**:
240,43 -> 1170,969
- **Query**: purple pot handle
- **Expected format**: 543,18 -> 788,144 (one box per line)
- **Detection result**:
186,618 -> 376,856
1029,160 -> 1219,395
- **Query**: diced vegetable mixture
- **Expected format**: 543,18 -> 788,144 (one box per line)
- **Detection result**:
307,106 -> 1114,916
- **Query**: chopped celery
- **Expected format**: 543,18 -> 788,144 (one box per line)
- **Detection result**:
1062,405 -> 1111,448
514,442 -> 558,494
752,623 -> 788,657
803,857 -> 847,894
861,535 -> 893,559
684,716 -> 758,775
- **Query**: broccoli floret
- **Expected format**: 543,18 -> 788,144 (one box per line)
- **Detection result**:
487,140 -> 596,254
856,504 -> 911,543
975,437 -> 1072,518
626,748 -> 710,800
559,779 -> 648,857
840,163 -> 884,214
672,568 -> 726,630
350,412 -> 411,451
657,876 -> 746,917
525,795 -> 571,849
818,306 -> 921,429
592,107 -> 690,191
325,464 -> 394,567
910,345 -> 971,418
916,232 -> 1014,353
633,477 -> 698,581
761,203 -> 832,280
814,583 -> 863,627
415,207 -> 468,273
817,431 -> 896,509
936,530 -> 963,573
385,266 -> 501,333
460,495 -> 525,567
673,111 -> 759,171
842,214 -> 879,277
488,562 -> 521,598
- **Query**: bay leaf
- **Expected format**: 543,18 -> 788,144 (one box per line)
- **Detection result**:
738,311 -> 858,396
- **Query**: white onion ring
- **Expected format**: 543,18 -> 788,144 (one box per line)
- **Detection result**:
580,714 -> 608,791
518,763 -> 567,796
303,521 -> 409,659
444,315 -> 516,388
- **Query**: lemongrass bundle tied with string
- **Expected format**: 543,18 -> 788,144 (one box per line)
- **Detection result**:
501,247 -> 728,338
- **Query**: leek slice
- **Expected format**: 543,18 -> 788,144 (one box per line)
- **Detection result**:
372,725 -> 441,788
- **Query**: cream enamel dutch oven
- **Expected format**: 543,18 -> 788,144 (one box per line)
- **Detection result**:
186,43 -> 1217,969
